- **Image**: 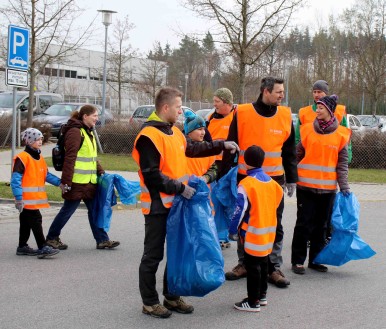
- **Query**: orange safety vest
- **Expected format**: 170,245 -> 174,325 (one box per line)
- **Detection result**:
207,110 -> 235,161
297,123 -> 351,190
237,104 -> 292,176
14,151 -> 49,209
299,104 -> 346,125
186,155 -> 216,177
239,176 -> 283,257
132,126 -> 188,215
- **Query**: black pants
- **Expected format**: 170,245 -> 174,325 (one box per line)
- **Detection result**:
291,189 -> 336,265
244,252 -> 268,305
19,209 -> 46,249
139,213 -> 179,306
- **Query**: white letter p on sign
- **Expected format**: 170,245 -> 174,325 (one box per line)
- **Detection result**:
13,32 -> 25,54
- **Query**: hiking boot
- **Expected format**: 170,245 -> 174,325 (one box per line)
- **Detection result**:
46,237 -> 68,250
142,304 -> 172,318
234,298 -> 260,312
37,246 -> 60,259
163,297 -> 194,314
16,245 -> 38,256
259,294 -> 268,306
220,241 -> 231,249
292,264 -> 306,275
96,240 -> 120,249
308,263 -> 328,272
225,264 -> 247,281
268,270 -> 290,287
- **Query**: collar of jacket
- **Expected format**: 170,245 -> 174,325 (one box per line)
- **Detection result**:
24,144 -> 41,160
252,95 -> 277,117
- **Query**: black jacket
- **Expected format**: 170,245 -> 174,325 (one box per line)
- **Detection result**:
135,120 -> 225,215
220,95 -> 298,185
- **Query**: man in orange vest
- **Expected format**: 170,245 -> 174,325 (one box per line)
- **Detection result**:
291,94 -> 351,274
221,77 -> 298,288
132,87 -> 239,319
229,145 -> 283,312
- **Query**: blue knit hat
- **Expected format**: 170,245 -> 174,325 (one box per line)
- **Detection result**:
184,109 -> 206,134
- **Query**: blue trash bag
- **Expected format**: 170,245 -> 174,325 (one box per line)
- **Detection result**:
167,175 -> 225,297
211,166 -> 238,242
314,192 -> 376,266
93,173 -> 140,232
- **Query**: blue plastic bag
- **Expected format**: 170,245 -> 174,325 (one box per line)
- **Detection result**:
314,192 -> 376,266
211,166 -> 238,241
167,176 -> 225,297
93,173 -> 140,232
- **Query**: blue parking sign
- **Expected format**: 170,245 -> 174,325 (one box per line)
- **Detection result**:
8,25 -> 30,70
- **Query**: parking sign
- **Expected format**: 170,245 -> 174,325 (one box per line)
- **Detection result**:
7,25 -> 30,70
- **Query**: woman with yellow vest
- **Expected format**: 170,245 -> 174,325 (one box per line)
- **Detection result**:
132,87 -> 238,319
11,128 -> 62,259
46,105 -> 120,250
228,145 -> 283,312
291,95 -> 351,275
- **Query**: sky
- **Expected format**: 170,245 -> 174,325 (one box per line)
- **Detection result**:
77,0 -> 356,55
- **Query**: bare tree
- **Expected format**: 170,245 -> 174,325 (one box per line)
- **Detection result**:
183,0 -> 303,102
107,15 -> 136,115
0,0 -> 95,126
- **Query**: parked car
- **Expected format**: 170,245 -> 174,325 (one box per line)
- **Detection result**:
195,108 -> 214,121
291,113 -> 299,126
129,105 -> 191,131
347,114 -> 366,133
0,91 -> 63,118
33,102 -> 114,137
357,114 -> 386,133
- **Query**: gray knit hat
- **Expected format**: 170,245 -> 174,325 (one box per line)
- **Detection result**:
313,80 -> 329,94
214,88 -> 233,104
21,128 -> 43,145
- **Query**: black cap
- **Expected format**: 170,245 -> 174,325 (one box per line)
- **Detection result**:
244,145 -> 265,168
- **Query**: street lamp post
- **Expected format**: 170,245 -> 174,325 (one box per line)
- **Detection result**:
184,73 -> 189,104
98,9 -> 116,126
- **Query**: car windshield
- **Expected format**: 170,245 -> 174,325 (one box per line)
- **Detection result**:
359,116 -> 379,127
0,93 -> 26,108
43,104 -> 78,116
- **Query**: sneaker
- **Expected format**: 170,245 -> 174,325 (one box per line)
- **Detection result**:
292,264 -> 306,275
37,246 -> 60,259
163,297 -> 194,314
268,270 -> 290,287
225,263 -> 247,281
16,245 -> 38,256
308,263 -> 328,272
142,304 -> 172,318
259,294 -> 268,306
46,237 -> 68,250
234,298 -> 260,312
96,240 -> 120,249
220,241 -> 231,249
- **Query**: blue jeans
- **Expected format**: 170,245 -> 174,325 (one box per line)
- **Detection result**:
47,199 -> 109,244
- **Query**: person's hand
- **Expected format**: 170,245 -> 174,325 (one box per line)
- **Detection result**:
59,183 -> 66,194
228,233 -> 239,241
223,141 -> 240,154
181,185 -> 196,199
284,183 -> 296,197
199,175 -> 209,183
15,200 -> 24,213
341,189 -> 351,196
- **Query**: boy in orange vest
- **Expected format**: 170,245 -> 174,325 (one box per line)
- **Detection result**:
11,128 -> 63,259
229,145 -> 283,312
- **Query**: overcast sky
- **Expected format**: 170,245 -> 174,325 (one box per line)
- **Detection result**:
77,0 -> 355,54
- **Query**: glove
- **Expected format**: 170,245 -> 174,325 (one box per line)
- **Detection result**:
223,141 -> 240,154
284,183 -> 296,197
228,233 -> 239,241
341,189 -> 351,196
181,184 -> 196,199
15,200 -> 24,213
199,175 -> 209,183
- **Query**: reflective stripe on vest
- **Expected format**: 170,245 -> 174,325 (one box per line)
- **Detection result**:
14,151 -> 49,209
297,123 -> 351,190
239,176 -> 283,257
237,103 -> 291,176
132,126 -> 188,215
72,128 -> 98,184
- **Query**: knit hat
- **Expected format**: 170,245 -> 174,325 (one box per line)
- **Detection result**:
214,88 -> 233,104
244,145 -> 265,168
21,128 -> 43,145
184,109 -> 206,134
313,80 -> 329,94
317,94 -> 338,116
